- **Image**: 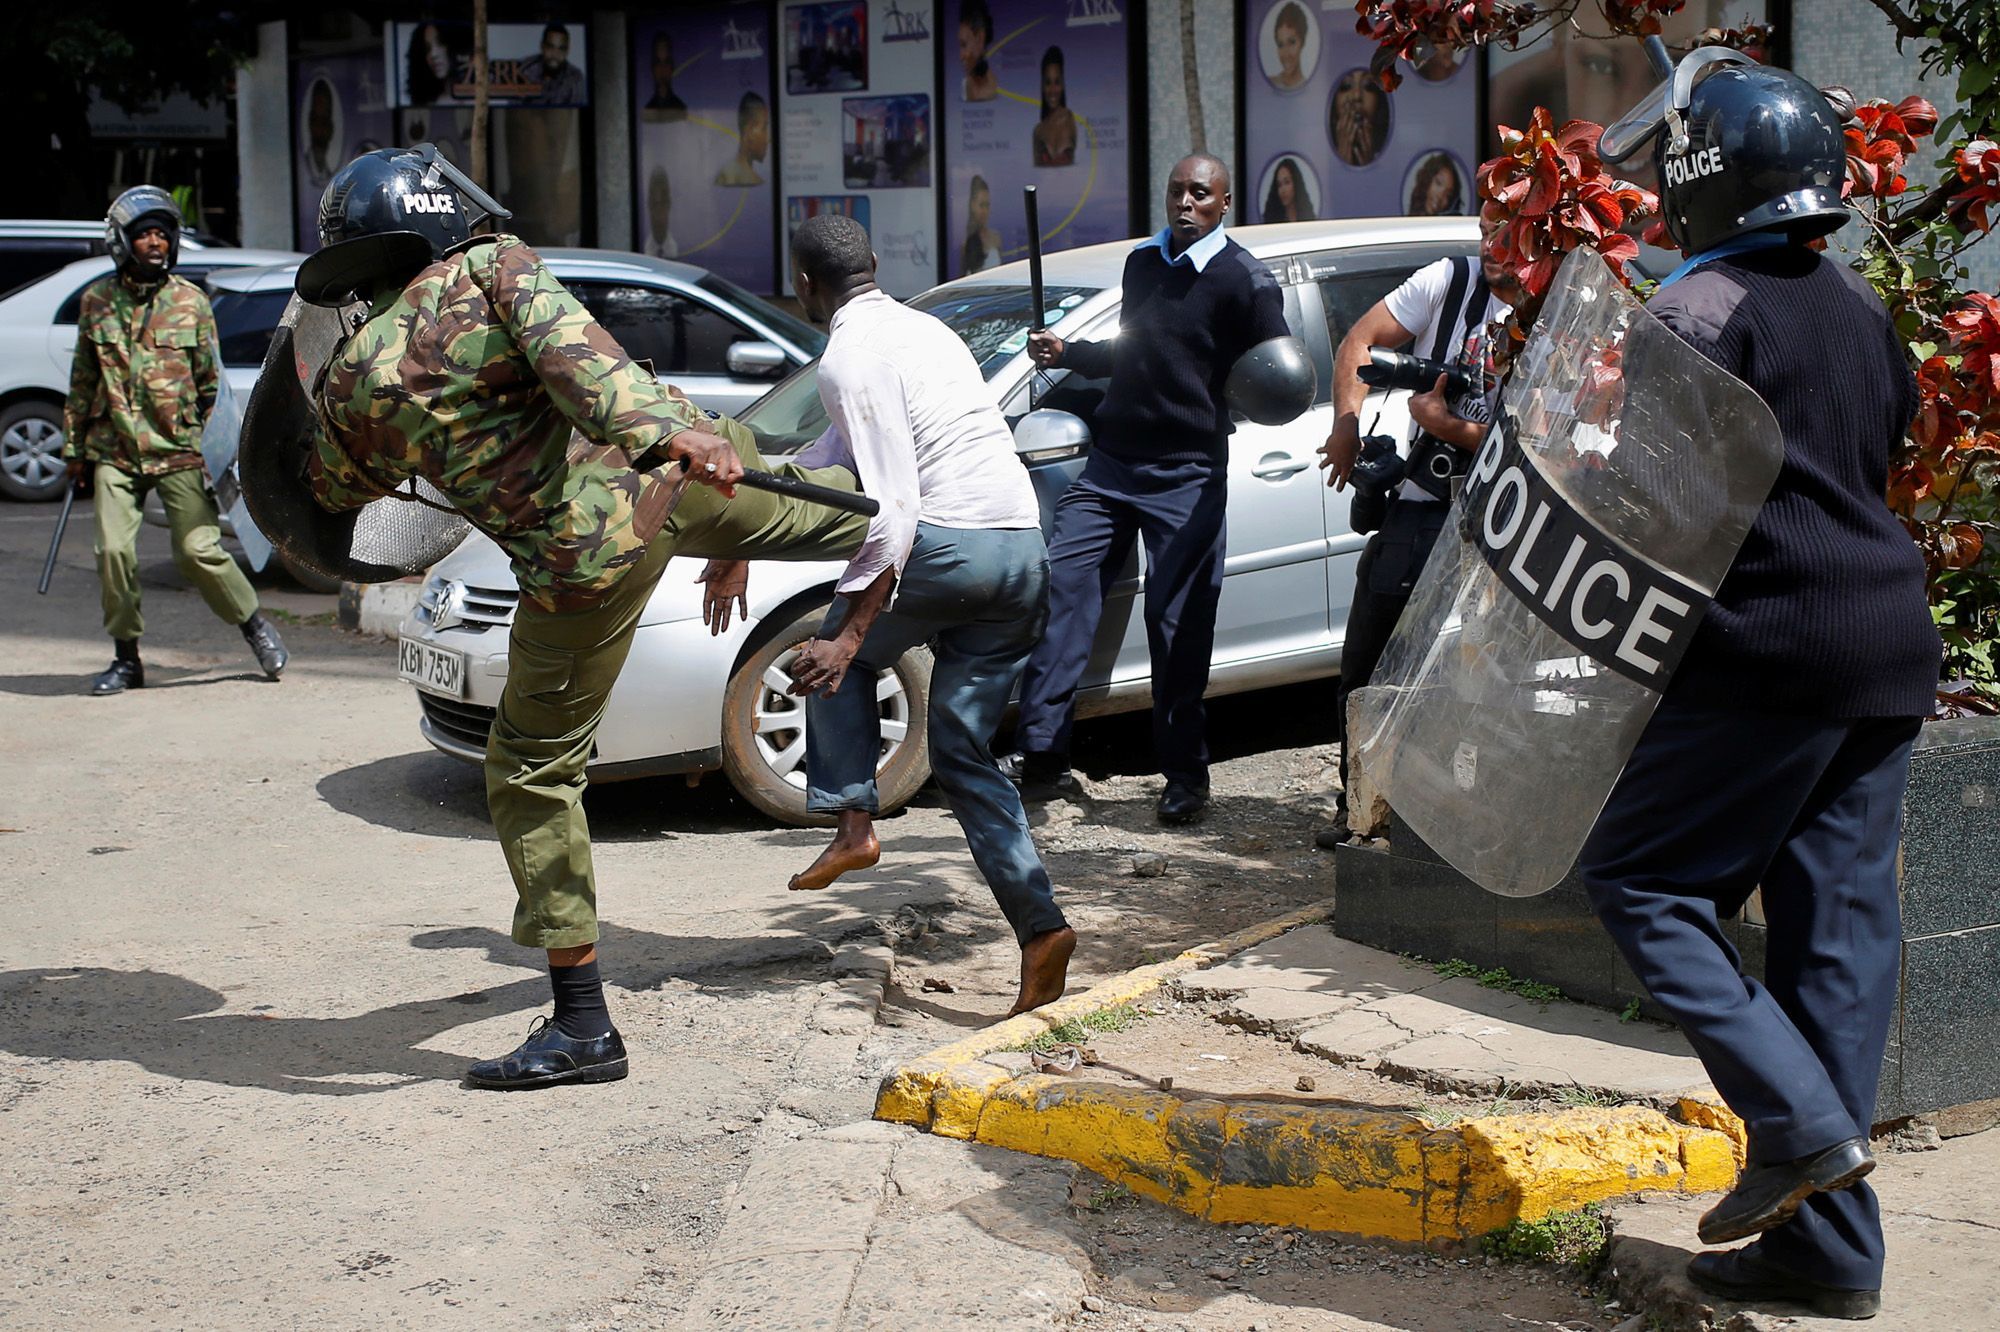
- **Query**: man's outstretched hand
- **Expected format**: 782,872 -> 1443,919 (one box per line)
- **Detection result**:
697,559 -> 750,636
667,427 -> 745,497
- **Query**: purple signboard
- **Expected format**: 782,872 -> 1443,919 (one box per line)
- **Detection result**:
1240,1 -> 1477,225
942,0 -> 1132,280
632,5 -> 778,293
293,54 -> 397,249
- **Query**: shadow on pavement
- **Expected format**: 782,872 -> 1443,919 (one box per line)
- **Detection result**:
0,668 -> 267,697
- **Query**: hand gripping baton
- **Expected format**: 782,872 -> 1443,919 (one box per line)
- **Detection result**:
679,457 -> 880,517
37,485 -> 76,595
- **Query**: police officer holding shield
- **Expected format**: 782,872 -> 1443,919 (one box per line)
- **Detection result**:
1314,215 -> 1521,846
1577,57 -> 1941,1318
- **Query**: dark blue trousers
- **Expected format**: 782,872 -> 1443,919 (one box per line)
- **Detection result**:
1579,698 -> 1920,1291
1014,449 -> 1228,787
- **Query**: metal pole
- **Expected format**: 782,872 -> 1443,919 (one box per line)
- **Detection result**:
37,485 -> 76,595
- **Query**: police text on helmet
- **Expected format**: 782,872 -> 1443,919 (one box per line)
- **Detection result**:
400,192 -> 458,215
1662,145 -> 1725,189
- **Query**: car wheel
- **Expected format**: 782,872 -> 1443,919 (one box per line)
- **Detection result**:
0,401 -> 68,501
720,607 -> 933,827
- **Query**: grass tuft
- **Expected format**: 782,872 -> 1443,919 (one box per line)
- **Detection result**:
1481,1203 -> 1612,1271
1010,1003 -> 1145,1054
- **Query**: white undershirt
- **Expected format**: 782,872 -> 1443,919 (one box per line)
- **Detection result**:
796,290 -> 1040,595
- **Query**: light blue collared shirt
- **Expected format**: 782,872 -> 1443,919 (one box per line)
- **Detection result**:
1139,222 -> 1230,273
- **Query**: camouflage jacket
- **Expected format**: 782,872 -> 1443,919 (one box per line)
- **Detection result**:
309,236 -> 706,613
62,273 -> 218,475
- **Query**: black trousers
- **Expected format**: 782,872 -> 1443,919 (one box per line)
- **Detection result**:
1580,699 -> 1919,1291
1335,497 -> 1450,800
1015,449 -> 1227,787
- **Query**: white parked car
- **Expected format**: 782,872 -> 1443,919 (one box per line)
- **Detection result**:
397,218 -> 1481,823
0,247 -> 304,501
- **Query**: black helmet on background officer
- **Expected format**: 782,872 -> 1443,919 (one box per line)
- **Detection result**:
1603,51 -> 1848,255
105,185 -> 182,279
296,144 -> 510,307
1225,335 -> 1318,426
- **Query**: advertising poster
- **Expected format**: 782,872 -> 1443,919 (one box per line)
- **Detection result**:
293,54 -> 396,248
387,20 -> 592,107
778,0 -> 938,295
1240,0 -> 1477,223
942,0 -> 1131,281
632,5 -> 778,292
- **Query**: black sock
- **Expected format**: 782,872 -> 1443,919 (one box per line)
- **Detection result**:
549,960 -> 613,1039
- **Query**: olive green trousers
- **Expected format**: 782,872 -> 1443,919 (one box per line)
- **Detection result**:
92,462 -> 259,641
485,421 -> 869,949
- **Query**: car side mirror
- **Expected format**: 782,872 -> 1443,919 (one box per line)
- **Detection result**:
726,340 -> 789,378
1013,409 -> 1092,463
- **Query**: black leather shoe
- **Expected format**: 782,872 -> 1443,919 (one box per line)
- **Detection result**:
1698,1136 -> 1874,1245
1687,1247 -> 1881,1320
1001,750 -> 1079,803
465,1016 -> 629,1090
240,612 -> 288,680
1156,780 -> 1210,825
90,644 -> 143,696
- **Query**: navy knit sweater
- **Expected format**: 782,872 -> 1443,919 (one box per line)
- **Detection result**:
1062,237 -> 1289,463
1650,248 -> 1940,719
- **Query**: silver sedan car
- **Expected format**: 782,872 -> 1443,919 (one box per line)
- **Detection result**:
395,218 -> 1480,823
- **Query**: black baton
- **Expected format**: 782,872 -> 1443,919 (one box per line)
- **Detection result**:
37,485 -> 76,595
680,458 -> 880,518
1024,186 -> 1046,331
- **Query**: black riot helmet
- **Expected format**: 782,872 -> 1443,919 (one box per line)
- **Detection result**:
295,144 -> 511,307
1603,50 -> 1847,254
105,185 -> 183,278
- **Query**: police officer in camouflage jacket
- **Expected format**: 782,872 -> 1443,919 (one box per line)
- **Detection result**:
299,147 -> 869,1090
63,186 -> 288,695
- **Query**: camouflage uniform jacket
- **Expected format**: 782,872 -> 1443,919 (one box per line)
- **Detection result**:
309,235 -> 706,612
62,273 -> 218,476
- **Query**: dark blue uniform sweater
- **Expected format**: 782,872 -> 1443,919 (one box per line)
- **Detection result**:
1061,237 -> 1290,464
1649,247 -> 1941,719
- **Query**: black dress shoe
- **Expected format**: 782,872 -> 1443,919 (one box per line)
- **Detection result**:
465,1016 -> 629,1090
1156,780 -> 1210,825
1698,1136 -> 1874,1245
240,612 -> 288,680
90,644 -> 143,696
1000,750 -> 1079,803
1687,1247 -> 1881,1320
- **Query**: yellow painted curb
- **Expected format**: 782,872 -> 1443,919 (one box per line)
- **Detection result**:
874,903 -> 1749,1243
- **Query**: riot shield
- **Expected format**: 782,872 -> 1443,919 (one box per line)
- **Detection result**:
238,295 -> 471,584
199,350 -> 272,572
1347,247 -> 1784,897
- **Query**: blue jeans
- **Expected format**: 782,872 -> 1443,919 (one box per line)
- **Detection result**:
806,524 -> 1068,946
1580,698 -> 1919,1290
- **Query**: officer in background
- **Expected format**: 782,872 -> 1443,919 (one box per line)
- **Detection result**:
1007,153 -> 1290,825
298,149 -> 870,1091
1581,62 -> 1939,1318
1313,215 -> 1520,846
63,187 -> 288,695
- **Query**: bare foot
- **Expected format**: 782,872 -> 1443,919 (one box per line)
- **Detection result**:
1007,925 -> 1077,1015
788,815 -> 880,891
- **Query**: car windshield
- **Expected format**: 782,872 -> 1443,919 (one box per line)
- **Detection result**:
212,288 -> 291,368
697,273 -> 827,358
736,283 -> 1097,455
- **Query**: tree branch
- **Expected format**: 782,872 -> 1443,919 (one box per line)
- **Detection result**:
1860,0 -> 1933,47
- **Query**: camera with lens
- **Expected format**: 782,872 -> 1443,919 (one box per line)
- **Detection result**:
1346,433 -> 1405,536
1356,347 -> 1479,399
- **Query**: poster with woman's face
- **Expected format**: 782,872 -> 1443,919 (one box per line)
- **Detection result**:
1239,0 -> 1477,223
1403,150 -> 1468,217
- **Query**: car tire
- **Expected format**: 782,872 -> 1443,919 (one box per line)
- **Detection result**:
720,607 -> 933,827
0,400 -> 69,501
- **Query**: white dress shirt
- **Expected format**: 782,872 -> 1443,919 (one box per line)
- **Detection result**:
796,289 -> 1040,596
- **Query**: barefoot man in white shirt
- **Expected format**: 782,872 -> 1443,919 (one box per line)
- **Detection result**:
700,214 -> 1076,1015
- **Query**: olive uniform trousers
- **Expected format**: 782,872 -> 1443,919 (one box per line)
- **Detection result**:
486,418 -> 870,949
92,462 -> 259,640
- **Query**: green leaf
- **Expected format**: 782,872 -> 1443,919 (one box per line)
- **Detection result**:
1912,340 -> 1939,361
1963,62 -> 1996,99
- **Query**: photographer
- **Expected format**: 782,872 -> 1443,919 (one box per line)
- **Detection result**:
1313,217 -> 1520,848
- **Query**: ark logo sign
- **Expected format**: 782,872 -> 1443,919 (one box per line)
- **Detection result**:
882,1 -> 931,42
1066,0 -> 1123,25
722,19 -> 766,60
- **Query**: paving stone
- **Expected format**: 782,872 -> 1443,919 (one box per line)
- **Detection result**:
1187,924 -> 1435,1000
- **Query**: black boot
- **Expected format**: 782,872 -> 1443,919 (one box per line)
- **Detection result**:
1000,750 -> 1079,803
240,611 -> 288,680
90,640 -> 143,696
465,1016 -> 629,1090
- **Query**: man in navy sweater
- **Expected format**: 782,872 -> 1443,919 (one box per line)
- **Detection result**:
1008,153 -> 1290,823
1582,60 -> 1940,1319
